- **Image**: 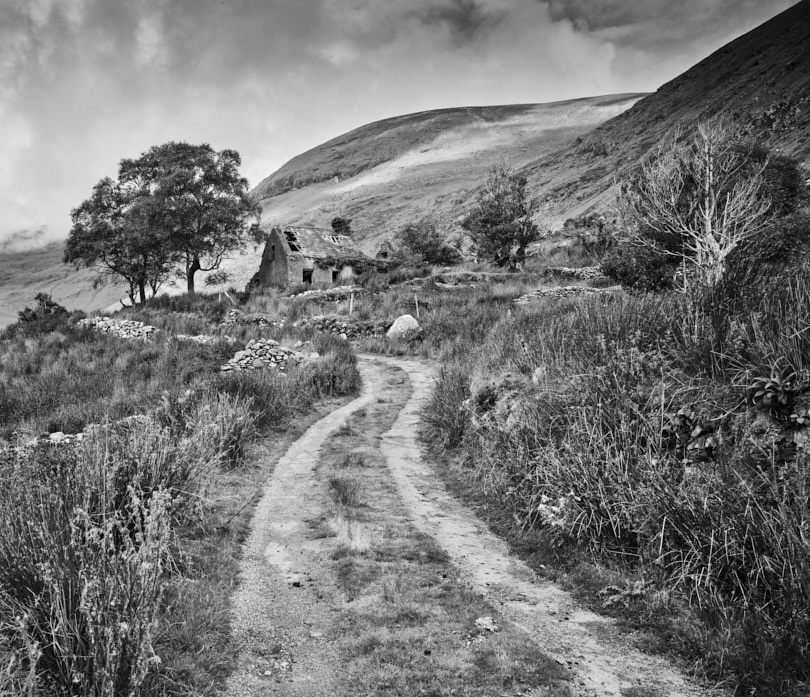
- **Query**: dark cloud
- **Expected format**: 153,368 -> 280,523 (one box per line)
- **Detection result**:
543,0 -> 799,49
411,0 -> 507,46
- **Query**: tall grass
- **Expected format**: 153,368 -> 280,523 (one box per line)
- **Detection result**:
0,438 -> 173,696
423,262 -> 810,692
0,293 -> 362,695
0,324 -> 237,439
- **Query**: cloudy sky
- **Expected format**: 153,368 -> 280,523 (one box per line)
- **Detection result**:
0,0 -> 798,246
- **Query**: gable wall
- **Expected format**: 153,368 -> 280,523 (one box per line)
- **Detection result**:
257,228 -> 291,286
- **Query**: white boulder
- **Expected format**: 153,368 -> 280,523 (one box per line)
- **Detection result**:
386,314 -> 420,339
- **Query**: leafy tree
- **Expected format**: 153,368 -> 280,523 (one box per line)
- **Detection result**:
395,220 -> 462,266
119,142 -> 262,293
619,121 -> 775,288
65,177 -> 174,304
461,163 -> 541,270
331,216 -> 353,236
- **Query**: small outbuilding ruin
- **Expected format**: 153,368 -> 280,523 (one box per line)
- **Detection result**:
256,225 -> 369,288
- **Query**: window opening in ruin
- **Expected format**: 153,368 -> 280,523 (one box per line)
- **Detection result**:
285,230 -> 301,251
302,269 -> 313,284
269,244 -> 276,260
330,235 -> 341,244
332,269 -> 339,282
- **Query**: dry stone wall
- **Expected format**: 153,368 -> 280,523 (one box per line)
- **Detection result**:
297,315 -> 388,339
543,266 -> 605,281
222,309 -> 288,329
513,286 -> 618,304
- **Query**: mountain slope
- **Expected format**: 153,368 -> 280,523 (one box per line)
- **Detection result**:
527,0 -> 810,211
253,0 -> 810,255
251,95 -> 646,253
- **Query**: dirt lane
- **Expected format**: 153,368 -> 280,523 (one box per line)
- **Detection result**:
225,360 -> 390,696
226,354 -> 713,697
366,354 -> 712,697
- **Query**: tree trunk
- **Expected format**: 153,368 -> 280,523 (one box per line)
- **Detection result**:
138,282 -> 147,305
187,256 -> 201,293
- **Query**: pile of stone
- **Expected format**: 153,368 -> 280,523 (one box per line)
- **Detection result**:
513,286 -> 617,304
297,315 -> 388,340
290,285 -> 365,302
221,309 -> 287,329
220,338 -> 317,373
543,266 -> 605,281
79,316 -> 157,339
174,334 -> 237,345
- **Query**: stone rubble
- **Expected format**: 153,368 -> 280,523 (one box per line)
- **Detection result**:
174,334 -> 238,345
219,338 -> 317,373
513,286 -> 618,304
4,414 -> 156,450
78,316 -> 157,339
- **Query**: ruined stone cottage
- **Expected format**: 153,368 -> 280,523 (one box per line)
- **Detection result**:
256,225 -> 368,288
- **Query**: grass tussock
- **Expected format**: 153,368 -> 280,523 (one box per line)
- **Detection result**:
422,260 -> 810,694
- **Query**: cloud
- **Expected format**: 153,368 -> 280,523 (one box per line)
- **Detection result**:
410,0 -> 507,46
543,0 -> 799,49
0,0 -> 798,243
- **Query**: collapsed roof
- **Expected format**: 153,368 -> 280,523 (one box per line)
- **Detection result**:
275,226 -> 364,260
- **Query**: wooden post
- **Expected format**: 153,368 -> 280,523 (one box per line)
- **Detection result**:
349,293 -> 354,315
414,293 -> 420,319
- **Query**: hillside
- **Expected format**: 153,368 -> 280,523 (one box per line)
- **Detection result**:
251,95 -> 646,252
0,243 -> 128,328
253,0 -> 810,253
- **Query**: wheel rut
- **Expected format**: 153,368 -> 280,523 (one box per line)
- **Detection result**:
225,354 -> 714,697
367,354 -> 713,697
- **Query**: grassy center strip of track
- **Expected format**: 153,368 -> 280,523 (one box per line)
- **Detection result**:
315,361 -> 573,697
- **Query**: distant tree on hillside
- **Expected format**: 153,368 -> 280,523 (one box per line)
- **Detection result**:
395,220 -> 462,266
65,177 -> 174,304
462,164 -> 541,270
120,142 -> 263,293
331,216 -> 353,236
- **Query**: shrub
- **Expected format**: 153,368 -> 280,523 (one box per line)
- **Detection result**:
3,294 -> 75,340
395,220 -> 462,266
600,241 -> 677,291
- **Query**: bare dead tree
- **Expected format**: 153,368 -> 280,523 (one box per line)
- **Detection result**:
620,120 -> 773,288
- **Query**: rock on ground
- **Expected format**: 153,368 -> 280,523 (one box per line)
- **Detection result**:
386,314 -> 420,339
